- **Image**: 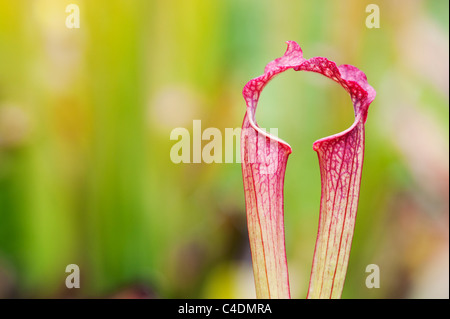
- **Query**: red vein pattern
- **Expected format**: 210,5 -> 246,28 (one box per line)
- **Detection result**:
240,41 -> 375,299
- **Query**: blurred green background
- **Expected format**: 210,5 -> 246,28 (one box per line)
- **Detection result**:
0,0 -> 448,298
